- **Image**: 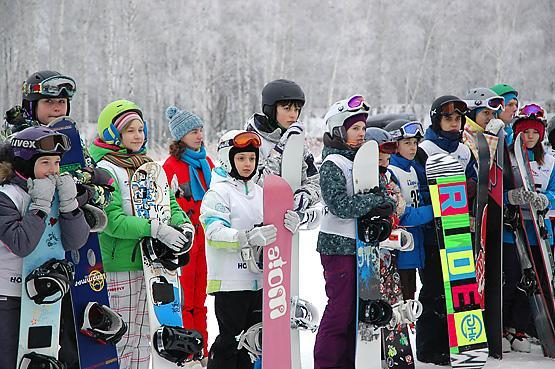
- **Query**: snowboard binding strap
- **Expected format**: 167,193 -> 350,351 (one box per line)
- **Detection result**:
25,258 -> 74,304
359,299 -> 393,327
290,296 -> 319,332
80,302 -> 128,344
358,216 -> 392,243
236,322 -> 262,362
18,352 -> 66,369
240,246 -> 263,274
141,237 -> 190,271
388,300 -> 423,329
153,326 -> 204,366
379,228 -> 414,251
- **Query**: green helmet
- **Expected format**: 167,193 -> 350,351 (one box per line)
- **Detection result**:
490,83 -> 518,98
97,99 -> 144,146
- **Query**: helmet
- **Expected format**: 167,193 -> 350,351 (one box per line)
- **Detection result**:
490,83 -> 518,98
384,119 -> 424,141
548,115 -> 555,147
364,127 -> 398,154
11,126 -> 71,178
22,70 -> 76,120
429,95 -> 468,131
324,95 -> 370,140
97,99 -> 145,146
513,103 -> 547,143
261,79 -> 305,128
463,87 -> 504,112
217,130 -> 262,180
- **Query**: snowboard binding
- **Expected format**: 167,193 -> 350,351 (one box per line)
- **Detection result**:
141,237 -> 190,271
153,326 -> 204,366
379,228 -> 414,251
80,302 -> 128,345
236,322 -> 262,363
25,258 -> 74,304
387,300 -> 423,329
18,352 -> 66,369
290,296 -> 319,332
240,245 -> 263,274
359,299 -> 393,327
358,216 -> 392,243
82,204 -> 108,233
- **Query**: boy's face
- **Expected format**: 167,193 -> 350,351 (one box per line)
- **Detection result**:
397,138 -> 418,160
378,152 -> 390,168
35,98 -> 68,124
499,99 -> 518,124
34,156 -> 61,179
276,102 -> 301,129
181,127 -> 204,151
439,113 -> 463,133
475,109 -> 495,128
233,152 -> 257,179
120,119 -> 145,152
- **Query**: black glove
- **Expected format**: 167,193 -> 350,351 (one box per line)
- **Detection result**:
366,201 -> 395,218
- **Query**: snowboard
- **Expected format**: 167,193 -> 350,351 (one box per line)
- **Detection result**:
425,153 -> 488,368
354,140 -> 387,367
131,162 -> 192,368
17,195 -> 66,366
262,174 -> 294,369
48,116 -> 120,368
483,130 -> 504,359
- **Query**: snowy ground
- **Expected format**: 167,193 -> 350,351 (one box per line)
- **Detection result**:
205,228 -> 554,368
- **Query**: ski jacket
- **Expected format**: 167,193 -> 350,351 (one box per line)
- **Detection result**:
503,149 -> 555,246
388,154 -> 434,269
317,134 -> 396,256
0,174 -> 89,297
89,142 -> 188,272
200,167 -> 264,294
245,113 -> 320,207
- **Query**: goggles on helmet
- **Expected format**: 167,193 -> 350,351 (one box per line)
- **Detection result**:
217,131 -> 261,151
339,95 -> 370,113
390,121 -> 424,140
23,75 -> 77,98
517,103 -> 546,121
465,96 -> 505,111
437,101 -> 468,116
11,133 -> 71,154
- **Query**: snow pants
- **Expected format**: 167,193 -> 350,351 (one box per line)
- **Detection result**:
0,295 -> 19,369
503,243 -> 531,333
313,254 -> 356,369
207,289 -> 262,369
59,293 -> 79,369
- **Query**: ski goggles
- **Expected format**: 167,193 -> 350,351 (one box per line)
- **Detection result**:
22,75 -> 77,98
465,96 -> 505,111
391,121 -> 424,140
517,103 -> 546,121
438,100 -> 468,116
338,95 -> 370,113
11,133 -> 72,153
218,131 -> 262,150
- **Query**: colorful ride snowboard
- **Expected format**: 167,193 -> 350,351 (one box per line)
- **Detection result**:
49,116 -> 120,368
262,174 -> 294,369
426,153 -> 488,368
18,195 -> 66,366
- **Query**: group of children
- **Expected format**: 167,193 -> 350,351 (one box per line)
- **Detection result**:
0,70 -> 554,369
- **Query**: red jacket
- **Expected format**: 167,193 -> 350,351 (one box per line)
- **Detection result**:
163,155 -> 214,252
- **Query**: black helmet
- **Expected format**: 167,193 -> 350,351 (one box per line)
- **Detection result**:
261,79 -> 305,129
429,95 -> 468,132
22,70 -> 76,120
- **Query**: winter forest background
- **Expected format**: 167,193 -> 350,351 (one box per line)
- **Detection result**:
1,0 -> 555,158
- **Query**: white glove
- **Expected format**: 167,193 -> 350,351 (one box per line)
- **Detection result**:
150,219 -> 189,253
284,210 -> 301,234
27,175 -> 56,214
293,189 -> 311,213
179,222 -> 195,253
507,187 -> 549,210
485,118 -> 504,135
300,207 -> 322,230
238,225 -> 277,248
56,173 -> 78,213
275,122 -> 304,154
532,193 -> 550,211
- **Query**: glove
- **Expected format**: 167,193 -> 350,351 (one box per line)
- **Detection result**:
300,207 -> 322,230
284,210 -> 301,234
508,187 -> 536,206
56,173 -> 79,213
27,175 -> 56,214
179,222 -> 195,253
366,201 -> 395,218
293,189 -> 311,213
238,225 -> 277,248
274,122 -> 304,154
466,179 -> 477,201
485,118 -> 504,135
531,193 -> 549,211
151,219 -> 189,253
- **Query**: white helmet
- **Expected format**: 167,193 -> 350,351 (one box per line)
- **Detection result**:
217,129 -> 262,177
324,94 -> 370,140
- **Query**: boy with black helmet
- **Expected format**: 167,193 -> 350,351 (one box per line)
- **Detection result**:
245,79 -> 321,228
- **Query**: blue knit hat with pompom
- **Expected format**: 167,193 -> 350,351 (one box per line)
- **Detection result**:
166,105 -> 204,141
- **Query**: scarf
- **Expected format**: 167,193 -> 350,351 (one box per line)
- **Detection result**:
103,150 -> 153,180
180,146 -> 212,201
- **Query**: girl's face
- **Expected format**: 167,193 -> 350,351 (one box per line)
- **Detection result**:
35,98 -> 68,124
120,119 -> 145,152
475,109 -> 495,128
34,155 -> 60,179
346,121 -> 366,148
439,113 -> 463,133
233,152 -> 257,179
379,152 -> 391,168
181,128 -> 203,151
499,99 -> 518,123
522,128 -> 540,149
397,138 -> 419,160
276,103 -> 301,129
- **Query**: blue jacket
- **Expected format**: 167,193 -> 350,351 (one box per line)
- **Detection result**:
389,154 -> 434,269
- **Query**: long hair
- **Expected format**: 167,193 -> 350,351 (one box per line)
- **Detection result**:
509,141 -> 545,166
169,140 -> 187,159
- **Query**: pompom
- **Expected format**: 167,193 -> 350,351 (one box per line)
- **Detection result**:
165,105 -> 180,120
